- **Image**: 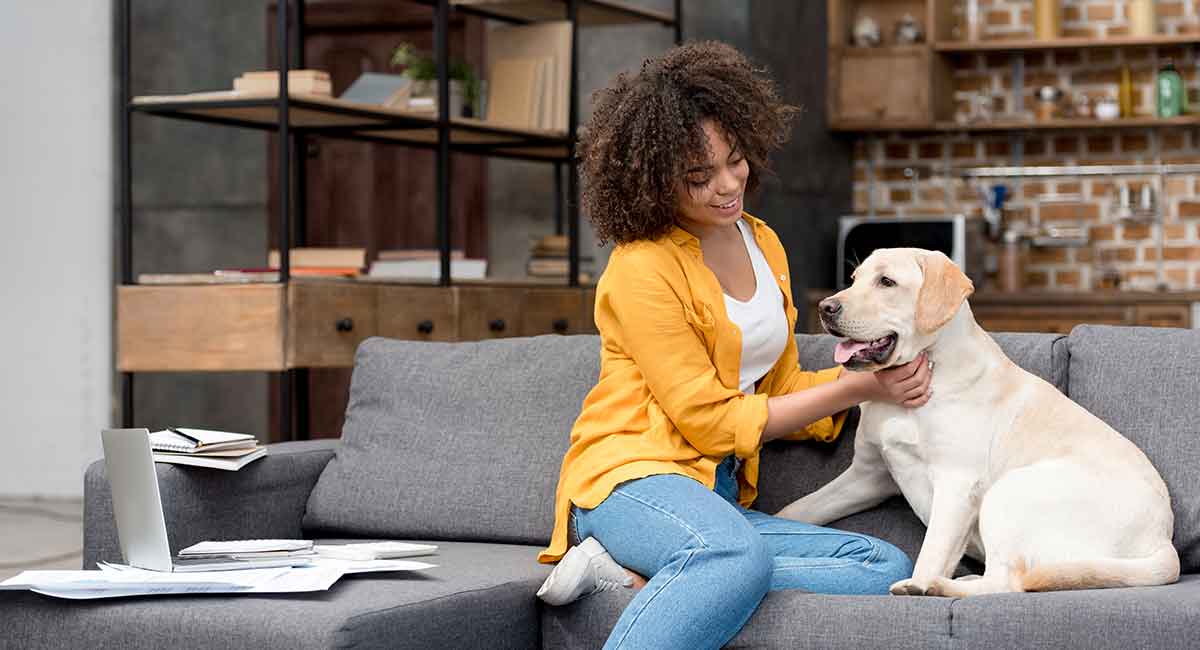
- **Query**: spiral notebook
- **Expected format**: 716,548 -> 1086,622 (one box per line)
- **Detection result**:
148,428 -> 257,454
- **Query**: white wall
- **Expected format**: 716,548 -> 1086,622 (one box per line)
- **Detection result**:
0,2 -> 113,497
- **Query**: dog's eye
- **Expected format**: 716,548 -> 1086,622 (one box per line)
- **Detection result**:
878,276 -> 896,288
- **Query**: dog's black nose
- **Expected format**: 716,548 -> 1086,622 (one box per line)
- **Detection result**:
820,298 -> 842,317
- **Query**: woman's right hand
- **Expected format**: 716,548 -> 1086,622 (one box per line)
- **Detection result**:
844,352 -> 933,408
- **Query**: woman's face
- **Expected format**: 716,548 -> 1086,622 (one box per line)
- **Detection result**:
675,119 -> 749,234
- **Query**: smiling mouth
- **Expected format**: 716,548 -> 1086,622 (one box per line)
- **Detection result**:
830,333 -> 898,368
713,197 -> 739,210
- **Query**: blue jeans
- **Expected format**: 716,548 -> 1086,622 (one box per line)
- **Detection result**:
571,457 -> 913,650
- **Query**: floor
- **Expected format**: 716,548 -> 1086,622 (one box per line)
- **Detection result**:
0,498 -> 84,581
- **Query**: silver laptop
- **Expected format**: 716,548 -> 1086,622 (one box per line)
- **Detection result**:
100,428 -> 307,572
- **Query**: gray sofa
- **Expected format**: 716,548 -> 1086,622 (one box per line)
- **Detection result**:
5,325 -> 1199,649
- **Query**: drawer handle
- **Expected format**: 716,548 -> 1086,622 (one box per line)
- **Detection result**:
417,320 -> 435,335
552,318 -> 569,334
488,319 -> 506,333
335,317 -> 354,332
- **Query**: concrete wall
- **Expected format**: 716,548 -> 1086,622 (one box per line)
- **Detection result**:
126,0 -> 272,438
0,3 -> 114,497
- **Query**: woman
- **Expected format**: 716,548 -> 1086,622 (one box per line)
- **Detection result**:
537,41 -> 929,649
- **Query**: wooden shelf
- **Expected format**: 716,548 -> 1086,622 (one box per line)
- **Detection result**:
934,33 -> 1200,53
131,91 -> 570,158
444,0 -> 675,26
934,114 -> 1200,132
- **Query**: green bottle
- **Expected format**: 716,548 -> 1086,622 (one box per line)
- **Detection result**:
1157,60 -> 1184,118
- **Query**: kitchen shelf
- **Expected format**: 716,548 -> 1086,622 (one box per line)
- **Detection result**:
439,0 -> 675,26
934,114 -> 1200,132
934,33 -> 1200,53
131,91 -> 570,158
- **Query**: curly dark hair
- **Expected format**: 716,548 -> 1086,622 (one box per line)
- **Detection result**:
578,41 -> 798,246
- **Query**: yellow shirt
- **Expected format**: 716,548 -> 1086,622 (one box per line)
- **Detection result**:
538,213 -> 847,564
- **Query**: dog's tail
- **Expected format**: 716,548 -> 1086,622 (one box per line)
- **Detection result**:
1012,543 -> 1180,592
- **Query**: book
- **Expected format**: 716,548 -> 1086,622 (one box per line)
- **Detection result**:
136,273 -> 278,285
267,247 -> 367,270
486,57 -> 541,128
152,446 -> 267,471
149,428 -> 257,454
234,70 -> 332,96
339,72 -> 411,106
179,539 -> 313,557
367,258 -> 488,280
217,267 -> 360,278
376,249 -> 465,262
487,22 -> 571,131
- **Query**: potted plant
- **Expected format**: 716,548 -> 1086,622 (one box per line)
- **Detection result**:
391,42 -> 481,118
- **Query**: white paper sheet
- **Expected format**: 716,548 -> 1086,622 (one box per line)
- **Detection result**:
1,558 -> 435,600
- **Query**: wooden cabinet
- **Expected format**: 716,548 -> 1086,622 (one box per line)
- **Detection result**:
117,285 -> 285,371
826,0 -> 954,130
971,305 -> 1131,335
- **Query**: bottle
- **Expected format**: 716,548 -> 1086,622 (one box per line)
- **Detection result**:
1119,65 -> 1134,117
1130,0 -> 1157,38
1034,0 -> 1061,41
1157,60 -> 1184,118
997,230 -> 1024,293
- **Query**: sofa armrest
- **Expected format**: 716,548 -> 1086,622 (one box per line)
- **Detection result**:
82,439 -> 338,568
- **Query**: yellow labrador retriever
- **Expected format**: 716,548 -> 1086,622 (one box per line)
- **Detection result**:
777,247 -> 1178,597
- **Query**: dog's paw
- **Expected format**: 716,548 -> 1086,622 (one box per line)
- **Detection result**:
889,578 -> 932,596
925,576 -> 955,597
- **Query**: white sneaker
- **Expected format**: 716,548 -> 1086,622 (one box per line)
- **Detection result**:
537,537 -> 633,606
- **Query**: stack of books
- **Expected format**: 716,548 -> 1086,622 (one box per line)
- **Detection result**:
485,22 -> 571,131
149,428 -> 266,471
233,69 -> 332,96
366,249 -> 487,281
527,234 -> 592,282
135,248 -> 366,285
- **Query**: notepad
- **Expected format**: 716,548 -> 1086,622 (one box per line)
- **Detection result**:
149,428 -> 257,454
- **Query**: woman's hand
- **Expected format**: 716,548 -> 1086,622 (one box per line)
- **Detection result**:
842,352 -> 933,408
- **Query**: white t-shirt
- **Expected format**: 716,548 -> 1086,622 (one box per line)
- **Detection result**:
722,219 -> 790,394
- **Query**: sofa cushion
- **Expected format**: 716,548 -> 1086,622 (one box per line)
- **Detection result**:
6,541 -> 549,650
542,586 -> 955,649
304,335 -> 598,544
1067,325 -> 1200,573
949,573 -> 1200,649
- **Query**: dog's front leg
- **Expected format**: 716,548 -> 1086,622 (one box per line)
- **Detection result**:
775,440 -> 898,525
890,478 -> 980,597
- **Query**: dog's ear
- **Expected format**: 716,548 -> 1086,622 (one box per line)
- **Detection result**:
915,251 -> 974,334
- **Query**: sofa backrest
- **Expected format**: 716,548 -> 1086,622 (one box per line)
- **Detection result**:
304,330 -> 1069,553
754,332 -> 1068,564
1067,325 -> 1200,573
303,335 -> 597,545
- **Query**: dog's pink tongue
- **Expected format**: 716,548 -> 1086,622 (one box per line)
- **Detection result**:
834,340 -> 869,364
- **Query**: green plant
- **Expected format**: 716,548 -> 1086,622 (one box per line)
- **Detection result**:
391,42 -> 480,113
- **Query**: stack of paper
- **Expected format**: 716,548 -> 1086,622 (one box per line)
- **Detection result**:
0,559 -> 436,600
149,428 -> 266,471
179,539 -> 315,560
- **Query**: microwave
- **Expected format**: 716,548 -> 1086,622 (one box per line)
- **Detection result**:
836,215 -> 986,289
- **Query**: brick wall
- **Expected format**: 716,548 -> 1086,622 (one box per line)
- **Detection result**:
852,0 -> 1200,290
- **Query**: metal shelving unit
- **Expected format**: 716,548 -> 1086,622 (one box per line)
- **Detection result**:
117,0 -> 681,439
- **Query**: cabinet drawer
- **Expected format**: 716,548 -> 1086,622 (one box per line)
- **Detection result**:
521,289 -> 585,336
1134,304 -> 1191,328
377,286 -> 458,341
288,282 -> 377,367
117,284 -> 285,371
457,287 -> 524,340
973,305 -> 1132,334
580,288 -> 598,334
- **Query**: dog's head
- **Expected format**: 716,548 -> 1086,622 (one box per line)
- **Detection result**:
821,248 -> 974,371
